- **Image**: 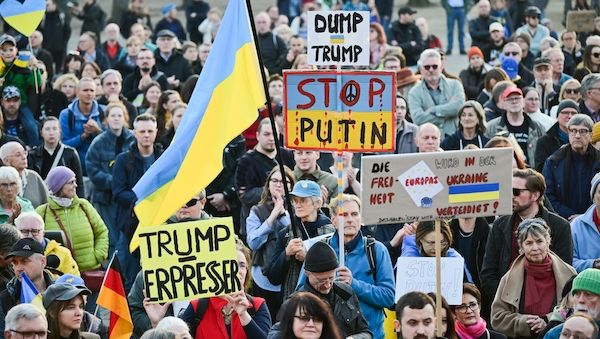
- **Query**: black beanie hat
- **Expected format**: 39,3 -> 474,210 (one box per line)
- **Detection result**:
305,241 -> 339,273
556,99 -> 579,114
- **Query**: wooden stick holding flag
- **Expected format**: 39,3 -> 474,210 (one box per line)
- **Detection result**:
96,251 -> 133,339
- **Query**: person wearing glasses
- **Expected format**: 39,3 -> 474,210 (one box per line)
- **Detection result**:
548,79 -> 582,118
0,166 -> 34,224
4,304 -> 48,339
543,114 -> 600,221
269,291 -> 342,339
574,45 -> 600,83
579,74 -> 600,122
481,168 -> 573,321
112,113 -> 163,290
0,142 -> 49,209
408,49 -> 465,140
491,218 -> 576,338
500,42 -> 534,86
43,283 -> 100,339
453,283 -> 505,339
14,211 -> 79,276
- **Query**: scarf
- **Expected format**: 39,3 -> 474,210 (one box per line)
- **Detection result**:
50,195 -> 73,208
524,256 -> 556,316
195,297 -> 246,339
455,318 -> 487,339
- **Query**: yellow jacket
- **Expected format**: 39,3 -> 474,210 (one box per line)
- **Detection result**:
44,239 -> 80,276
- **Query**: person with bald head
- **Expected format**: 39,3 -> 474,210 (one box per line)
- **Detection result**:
100,23 -> 125,68
416,123 -> 442,153
255,11 -> 287,75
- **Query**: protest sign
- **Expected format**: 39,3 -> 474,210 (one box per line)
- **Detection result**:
395,257 -> 465,305
284,70 -> 395,152
307,11 -> 369,66
361,148 -> 512,224
138,217 -> 240,303
566,10 -> 595,32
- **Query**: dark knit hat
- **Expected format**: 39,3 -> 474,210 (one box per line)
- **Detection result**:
572,268 -> 600,296
304,241 -> 338,273
46,166 -> 76,195
557,99 -> 580,115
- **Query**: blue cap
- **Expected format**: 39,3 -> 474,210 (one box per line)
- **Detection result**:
501,58 -> 518,80
162,3 -> 176,16
290,180 -> 321,198
55,274 -> 86,288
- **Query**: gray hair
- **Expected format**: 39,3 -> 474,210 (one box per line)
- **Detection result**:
567,114 -> 594,131
14,211 -> 44,230
5,304 -> 47,332
100,69 -> 122,85
156,317 -> 189,331
140,329 -> 176,339
0,166 -> 22,195
581,73 -> 600,100
540,37 -> 559,49
503,42 -> 522,56
418,48 -> 441,66
0,141 -> 24,163
517,218 -> 551,250
542,47 -> 564,60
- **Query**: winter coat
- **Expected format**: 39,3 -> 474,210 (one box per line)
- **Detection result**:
21,169 -> 48,208
257,31 -> 287,75
36,197 -> 109,271
44,237 -> 80,276
491,252 -> 576,338
154,49 -> 193,85
408,76 -> 466,139
534,123 -> 567,173
122,66 -> 169,101
28,143 -> 84,197
449,218 -> 490,289
74,1 -> 106,38
459,66 -> 487,100
570,205 -> 600,272
469,16 -> 498,50
543,144 -> 600,219
441,129 -> 490,151
0,196 -> 33,224
39,10 -> 71,53
386,21 -> 423,66
394,121 -> 418,154
86,128 -> 134,205
480,206 -> 573,304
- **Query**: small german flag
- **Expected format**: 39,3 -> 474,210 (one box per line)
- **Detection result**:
97,254 -> 133,339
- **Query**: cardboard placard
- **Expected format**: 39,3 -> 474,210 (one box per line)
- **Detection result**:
138,217 -> 240,303
307,10 -> 370,66
361,148 -> 513,224
395,257 -> 465,305
283,70 -> 395,152
566,10 -> 596,33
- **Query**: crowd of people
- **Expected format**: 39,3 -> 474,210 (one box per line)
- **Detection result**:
0,0 -> 598,338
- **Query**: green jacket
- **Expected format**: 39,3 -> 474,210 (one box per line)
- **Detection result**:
0,196 -> 34,224
36,197 -> 109,271
0,60 -> 43,105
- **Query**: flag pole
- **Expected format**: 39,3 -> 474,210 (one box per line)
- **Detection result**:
89,250 -> 118,331
244,0 -> 300,238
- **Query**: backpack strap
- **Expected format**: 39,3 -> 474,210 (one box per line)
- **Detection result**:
190,298 -> 210,334
365,236 -> 377,277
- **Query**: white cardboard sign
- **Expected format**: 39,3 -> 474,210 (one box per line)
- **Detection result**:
395,257 -> 465,305
307,11 -> 369,66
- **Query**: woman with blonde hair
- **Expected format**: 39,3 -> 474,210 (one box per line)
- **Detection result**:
43,74 -> 79,117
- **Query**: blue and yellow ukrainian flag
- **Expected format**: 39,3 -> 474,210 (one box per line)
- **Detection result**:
131,0 -> 265,251
21,272 -> 44,314
0,0 -> 46,36
330,34 -> 345,44
448,183 -> 500,203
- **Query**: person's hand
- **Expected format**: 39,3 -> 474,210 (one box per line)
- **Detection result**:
526,315 -> 546,333
138,74 -> 152,90
143,297 -> 171,328
228,291 -> 250,315
107,93 -> 120,103
337,266 -> 353,285
267,195 -> 284,225
84,119 -> 101,134
208,193 -> 230,212
286,49 -> 296,62
286,238 -> 304,257
345,167 -> 356,184
167,75 -> 180,87
320,185 -> 329,202
294,245 -> 307,261
390,222 -> 417,247
8,203 -> 21,223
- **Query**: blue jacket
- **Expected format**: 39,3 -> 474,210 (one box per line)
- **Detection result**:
543,320 -> 600,339
570,205 -> 600,272
401,234 -> 473,283
86,128 -> 134,204
59,99 -> 104,175
543,144 -> 600,219
296,232 -> 395,339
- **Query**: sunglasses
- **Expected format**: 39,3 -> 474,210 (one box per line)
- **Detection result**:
423,64 -> 439,71
504,51 -> 519,56
513,188 -> 529,196
593,52 -> 600,58
185,198 -> 200,207
564,88 -> 580,94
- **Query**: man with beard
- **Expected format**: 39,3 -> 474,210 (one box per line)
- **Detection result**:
480,168 -> 572,315
122,48 -> 169,102
543,268 -> 600,338
98,69 -> 138,123
393,291 -> 437,339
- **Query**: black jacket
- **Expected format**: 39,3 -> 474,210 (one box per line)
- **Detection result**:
480,206 -> 573,303
459,66 -> 487,100
97,95 -> 138,123
28,143 -> 85,197
257,32 -> 287,75
122,66 -> 169,102
469,16 -> 497,50
154,50 -> 193,87
120,10 -> 152,39
39,10 -> 71,52
185,0 -> 210,44
534,122 -> 567,173
387,21 -> 423,66
450,218 -> 490,290
441,129 -> 490,151
74,0 -> 106,38
298,282 -> 372,339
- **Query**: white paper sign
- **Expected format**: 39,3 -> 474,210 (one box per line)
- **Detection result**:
395,257 -> 465,305
307,11 -> 369,66
397,160 -> 445,207
303,233 -> 335,251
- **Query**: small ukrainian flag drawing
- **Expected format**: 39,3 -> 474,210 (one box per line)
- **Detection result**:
330,35 -> 344,44
448,183 -> 500,203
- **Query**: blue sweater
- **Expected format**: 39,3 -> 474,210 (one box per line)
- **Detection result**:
296,232 -> 395,339
570,205 -> 600,272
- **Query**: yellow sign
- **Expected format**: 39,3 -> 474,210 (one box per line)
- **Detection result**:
138,217 -> 240,303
